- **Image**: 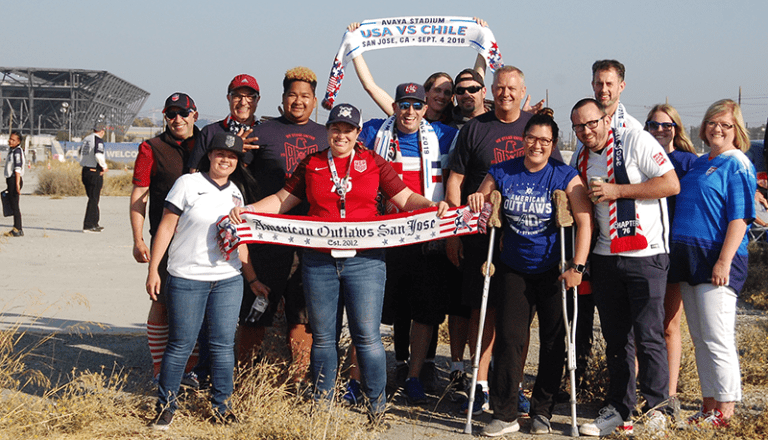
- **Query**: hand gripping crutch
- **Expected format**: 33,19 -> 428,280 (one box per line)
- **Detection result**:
464,190 -> 501,435
553,189 -> 579,437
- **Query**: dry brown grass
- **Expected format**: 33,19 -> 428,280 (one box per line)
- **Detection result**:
742,242 -> 768,310
33,161 -> 133,197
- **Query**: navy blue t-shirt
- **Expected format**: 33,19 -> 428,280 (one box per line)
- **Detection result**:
489,157 -> 578,273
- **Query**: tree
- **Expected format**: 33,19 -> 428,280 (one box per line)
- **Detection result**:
132,117 -> 156,127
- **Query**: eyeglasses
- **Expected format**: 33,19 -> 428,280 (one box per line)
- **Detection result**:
397,101 -> 424,111
572,117 -> 603,132
524,135 -> 553,147
455,85 -> 482,95
229,92 -> 259,103
165,109 -> 193,119
646,121 -> 676,131
705,121 -> 734,130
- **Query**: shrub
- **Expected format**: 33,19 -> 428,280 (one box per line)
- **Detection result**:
34,161 -> 133,197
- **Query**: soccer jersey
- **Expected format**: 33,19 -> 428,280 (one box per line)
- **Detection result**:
666,149 -> 698,222
284,148 -> 406,219
79,133 -> 107,169
164,172 -> 245,281
359,119 -> 456,196
570,128 -> 675,257
489,157 -> 579,273
4,147 -> 24,178
669,150 -> 756,293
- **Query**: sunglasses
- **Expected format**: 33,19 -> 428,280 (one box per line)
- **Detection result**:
397,101 -> 425,111
455,85 -> 482,95
165,109 -> 192,119
646,121 -> 676,131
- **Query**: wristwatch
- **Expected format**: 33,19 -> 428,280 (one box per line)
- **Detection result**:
572,263 -> 587,274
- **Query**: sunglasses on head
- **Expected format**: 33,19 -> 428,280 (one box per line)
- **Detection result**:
165,109 -> 192,119
397,101 -> 424,111
455,85 -> 482,95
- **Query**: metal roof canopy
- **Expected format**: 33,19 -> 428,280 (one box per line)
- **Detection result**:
0,67 -> 149,138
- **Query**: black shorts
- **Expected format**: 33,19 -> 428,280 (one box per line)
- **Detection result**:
461,233 -> 501,310
239,243 -> 309,327
381,244 -> 449,327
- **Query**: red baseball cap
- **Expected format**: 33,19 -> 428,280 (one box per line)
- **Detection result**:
228,74 -> 260,94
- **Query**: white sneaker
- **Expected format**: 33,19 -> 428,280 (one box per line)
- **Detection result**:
482,418 -> 520,437
645,410 -> 667,437
579,405 -> 625,437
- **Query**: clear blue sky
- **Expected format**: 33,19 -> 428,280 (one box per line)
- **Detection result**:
3,0 -> 766,140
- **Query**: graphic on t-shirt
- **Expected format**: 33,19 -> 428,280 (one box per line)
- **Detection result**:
284,137 -> 319,175
503,183 -> 552,236
493,139 -> 524,164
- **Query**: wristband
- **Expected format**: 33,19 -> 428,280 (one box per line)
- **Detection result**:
248,278 -> 259,285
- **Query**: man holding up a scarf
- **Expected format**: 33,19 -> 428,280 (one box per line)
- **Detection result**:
570,98 -> 679,437
358,82 -> 457,403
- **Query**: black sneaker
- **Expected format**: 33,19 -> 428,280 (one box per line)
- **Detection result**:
83,227 -> 101,233
448,370 -> 470,396
419,361 -> 439,393
180,372 -> 199,390
150,409 -> 173,431
10,228 -> 23,237
210,411 -> 239,425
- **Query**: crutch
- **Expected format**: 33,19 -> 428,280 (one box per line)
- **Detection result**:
464,190 -> 501,435
553,189 -> 579,437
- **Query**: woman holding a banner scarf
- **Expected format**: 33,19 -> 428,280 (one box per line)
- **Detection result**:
669,99 -> 755,426
229,103 -> 447,424
467,110 -> 592,436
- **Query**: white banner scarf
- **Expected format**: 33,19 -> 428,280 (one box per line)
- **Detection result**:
373,115 -> 443,209
217,205 -> 480,257
322,16 -> 504,109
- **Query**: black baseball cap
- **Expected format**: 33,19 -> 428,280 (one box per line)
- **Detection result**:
163,92 -> 197,112
454,69 -> 484,87
208,132 -> 244,156
395,83 -> 426,103
326,103 -> 362,129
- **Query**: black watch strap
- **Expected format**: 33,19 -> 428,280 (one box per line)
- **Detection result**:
572,263 -> 587,274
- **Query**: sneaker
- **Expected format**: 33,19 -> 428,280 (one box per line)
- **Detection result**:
395,362 -> 409,387
83,227 -> 101,233
342,379 -> 363,406
419,361 -> 439,393
530,415 -> 551,435
210,411 -> 239,425
645,410 -> 667,437
482,418 -> 520,437
686,408 -> 707,425
180,371 -> 199,390
95,225 -> 104,231
448,370 -> 470,395
518,387 -> 530,415
404,377 -> 428,403
461,384 -> 489,415
700,409 -> 728,428
150,409 -> 173,431
10,228 -> 23,237
579,405 -> 625,437
366,411 -> 391,431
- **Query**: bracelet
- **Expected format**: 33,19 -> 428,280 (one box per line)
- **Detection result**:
248,278 -> 259,285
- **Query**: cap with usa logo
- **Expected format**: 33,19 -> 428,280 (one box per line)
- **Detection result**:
163,92 -> 196,112
208,132 -> 244,156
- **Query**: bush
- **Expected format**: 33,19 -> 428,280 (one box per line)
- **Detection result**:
34,161 -> 133,197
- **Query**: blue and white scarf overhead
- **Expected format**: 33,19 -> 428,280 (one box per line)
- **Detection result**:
322,16 -> 504,109
373,116 -> 443,211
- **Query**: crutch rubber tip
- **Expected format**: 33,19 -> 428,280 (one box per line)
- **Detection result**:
570,426 -> 580,437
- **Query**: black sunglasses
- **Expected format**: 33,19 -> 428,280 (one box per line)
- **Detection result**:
165,109 -> 192,119
398,101 -> 425,111
455,85 -> 482,95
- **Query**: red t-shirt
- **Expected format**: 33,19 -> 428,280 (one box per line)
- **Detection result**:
284,148 -> 406,219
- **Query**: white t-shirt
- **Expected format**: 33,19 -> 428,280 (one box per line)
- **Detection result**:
164,172 -> 245,281
570,127 -> 674,257
611,102 -> 643,131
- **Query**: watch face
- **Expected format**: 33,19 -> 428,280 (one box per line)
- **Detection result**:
574,264 -> 586,274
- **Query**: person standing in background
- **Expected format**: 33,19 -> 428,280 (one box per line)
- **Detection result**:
80,123 -> 108,233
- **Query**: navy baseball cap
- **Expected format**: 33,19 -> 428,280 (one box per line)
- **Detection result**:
395,83 -> 426,103
163,92 -> 197,112
326,103 -> 362,129
208,132 -> 244,156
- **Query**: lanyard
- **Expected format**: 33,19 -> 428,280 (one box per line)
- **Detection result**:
327,148 -> 354,219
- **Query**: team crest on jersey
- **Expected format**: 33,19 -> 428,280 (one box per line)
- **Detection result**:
652,152 -> 667,167
284,138 -> 319,174
353,159 -> 367,173
705,166 -> 718,176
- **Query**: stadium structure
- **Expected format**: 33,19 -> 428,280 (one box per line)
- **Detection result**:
0,67 -> 149,139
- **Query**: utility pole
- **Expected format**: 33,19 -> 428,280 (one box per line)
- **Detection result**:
738,86 -> 742,106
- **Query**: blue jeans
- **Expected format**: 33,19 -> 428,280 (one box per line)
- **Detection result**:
158,274 -> 243,415
302,249 -> 387,414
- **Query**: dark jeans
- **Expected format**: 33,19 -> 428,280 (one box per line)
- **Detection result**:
6,176 -> 21,230
490,265 -> 564,421
591,254 -> 670,420
81,167 -> 102,229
